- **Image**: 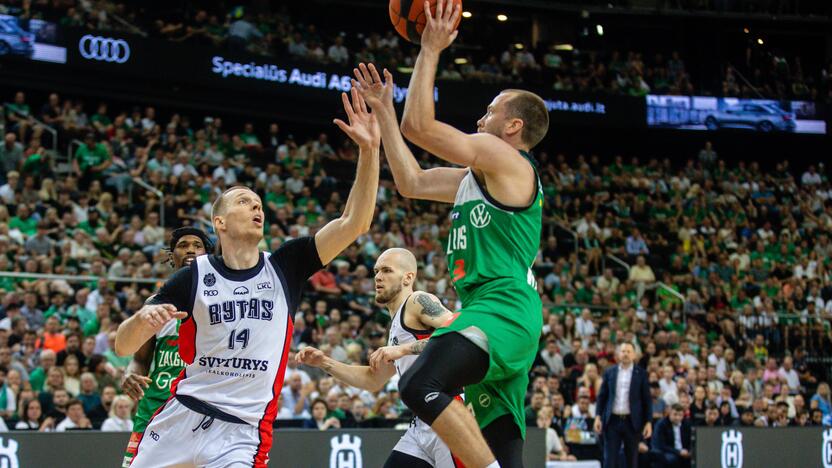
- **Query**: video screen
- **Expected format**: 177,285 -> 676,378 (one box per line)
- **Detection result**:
0,14 -> 66,63
646,95 -> 826,134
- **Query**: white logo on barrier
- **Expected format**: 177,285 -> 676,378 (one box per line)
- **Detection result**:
79,35 -> 130,63
330,434 -> 362,468
0,437 -> 19,468
720,430 -> 743,468
470,204 -> 491,229
823,429 -> 832,468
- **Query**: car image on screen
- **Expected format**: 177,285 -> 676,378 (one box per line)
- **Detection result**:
0,15 -> 35,58
703,102 -> 797,132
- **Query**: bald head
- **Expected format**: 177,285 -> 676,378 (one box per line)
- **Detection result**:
374,248 -> 418,305
378,248 -> 417,275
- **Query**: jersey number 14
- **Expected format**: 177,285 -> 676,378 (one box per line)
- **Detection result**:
228,328 -> 251,349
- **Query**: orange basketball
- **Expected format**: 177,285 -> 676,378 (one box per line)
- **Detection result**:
389,0 -> 463,44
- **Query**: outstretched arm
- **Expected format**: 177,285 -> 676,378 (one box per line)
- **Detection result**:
353,64 -> 465,203
297,347 -> 395,392
115,304 -> 186,356
314,89 -> 380,266
399,0 -> 524,176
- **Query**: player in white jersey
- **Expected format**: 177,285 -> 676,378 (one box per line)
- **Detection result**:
298,248 -> 462,467
114,88 -> 381,468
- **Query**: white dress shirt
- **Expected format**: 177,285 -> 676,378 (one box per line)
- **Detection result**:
673,423 -> 683,450
613,364 -> 634,415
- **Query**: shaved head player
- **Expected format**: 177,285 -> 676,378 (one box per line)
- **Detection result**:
298,248 -> 459,467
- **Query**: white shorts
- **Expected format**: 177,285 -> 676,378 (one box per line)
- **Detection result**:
392,422 -> 459,468
130,398 -> 268,468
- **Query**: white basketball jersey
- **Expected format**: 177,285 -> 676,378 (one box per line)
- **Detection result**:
173,253 -> 292,427
387,295 -> 432,379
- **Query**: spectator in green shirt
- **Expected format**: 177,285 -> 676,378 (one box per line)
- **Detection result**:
90,103 -> 113,135
5,92 -> 33,142
8,204 -> 38,237
73,133 -> 111,187
29,349 -> 57,393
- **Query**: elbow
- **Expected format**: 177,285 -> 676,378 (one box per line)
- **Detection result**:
113,338 -> 128,357
400,119 -> 424,141
396,183 -> 416,199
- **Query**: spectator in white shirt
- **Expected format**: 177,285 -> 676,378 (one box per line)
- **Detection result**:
779,356 -> 801,394
801,165 -> 822,186
575,309 -> 596,344
574,212 -> 600,238
659,365 -> 678,400
55,399 -> 92,431
327,36 -> 349,65
101,395 -> 134,431
539,337 -> 564,376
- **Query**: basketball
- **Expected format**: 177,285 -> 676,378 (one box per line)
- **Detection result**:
389,0 -> 463,44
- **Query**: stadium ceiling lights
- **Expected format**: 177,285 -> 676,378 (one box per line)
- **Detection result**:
554,43 -> 574,51
454,58 -> 469,64
757,38 -> 764,45
497,14 -> 508,21
462,11 -> 472,18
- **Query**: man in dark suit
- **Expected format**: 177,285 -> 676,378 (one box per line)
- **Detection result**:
594,342 -> 651,468
651,404 -> 692,468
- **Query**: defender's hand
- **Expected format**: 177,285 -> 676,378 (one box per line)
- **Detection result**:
352,63 -> 395,110
334,88 -> 381,151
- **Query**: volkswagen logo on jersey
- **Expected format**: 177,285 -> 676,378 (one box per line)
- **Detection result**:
234,286 -> 250,295
79,35 -> 131,63
203,273 -> 216,287
470,203 -> 492,228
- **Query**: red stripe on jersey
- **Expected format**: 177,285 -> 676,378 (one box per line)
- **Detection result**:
253,315 -> 294,467
177,316 -> 196,364
442,312 -> 460,328
415,333 -> 432,340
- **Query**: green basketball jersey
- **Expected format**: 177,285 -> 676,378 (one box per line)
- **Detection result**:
446,151 -> 543,304
132,319 -> 184,433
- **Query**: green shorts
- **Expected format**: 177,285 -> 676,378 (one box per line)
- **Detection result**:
432,279 -> 542,438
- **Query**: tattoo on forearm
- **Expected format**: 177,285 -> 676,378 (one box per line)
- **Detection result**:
410,340 -> 427,355
416,294 -> 445,318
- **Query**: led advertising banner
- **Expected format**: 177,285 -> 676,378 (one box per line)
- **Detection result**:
0,15 -> 66,63
647,94 -> 826,134
0,428 -> 546,468
693,426 -> 831,468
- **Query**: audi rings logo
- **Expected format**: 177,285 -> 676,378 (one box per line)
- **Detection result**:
79,35 -> 131,63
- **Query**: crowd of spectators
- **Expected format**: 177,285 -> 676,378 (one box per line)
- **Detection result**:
4,0 -> 831,101
2,87 -> 832,463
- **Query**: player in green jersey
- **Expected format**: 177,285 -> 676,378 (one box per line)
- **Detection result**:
121,227 -> 211,468
351,2 -> 549,466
